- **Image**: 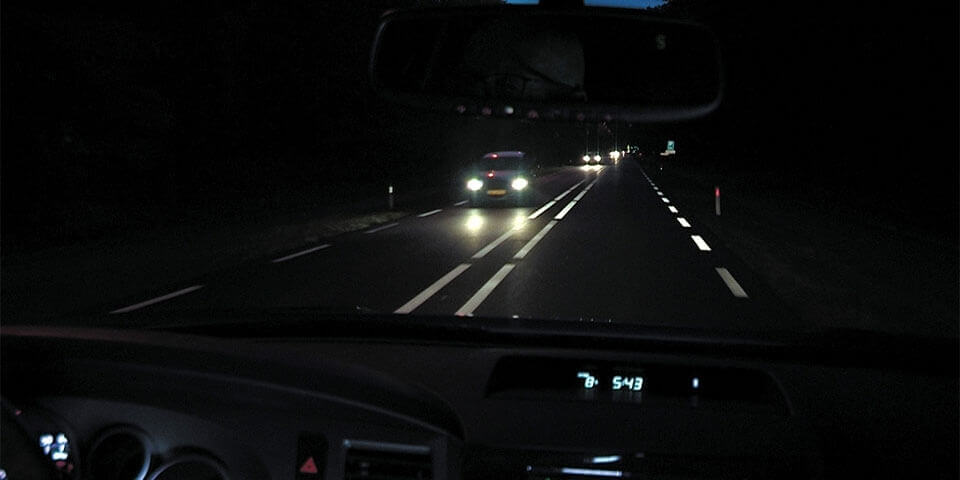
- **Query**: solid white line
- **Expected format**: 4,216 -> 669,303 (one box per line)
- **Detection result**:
668,206 -> 679,213
455,264 -> 515,316
657,192 -> 664,196
110,285 -> 205,313
271,244 -> 331,263
417,209 -> 442,217
514,220 -> 558,259
661,197 -> 670,203
691,235 -> 712,251
677,217 -> 691,228
472,229 -> 516,258
554,180 -> 585,201
554,200 -> 578,220
528,200 -> 557,219
454,200 -> 468,206
716,267 -> 749,298
573,189 -> 588,201
394,264 -> 471,314
365,222 -> 399,233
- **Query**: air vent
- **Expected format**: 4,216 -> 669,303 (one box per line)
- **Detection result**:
344,440 -> 432,480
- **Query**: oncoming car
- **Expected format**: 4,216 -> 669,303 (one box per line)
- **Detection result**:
465,151 -> 533,206
581,152 -> 601,165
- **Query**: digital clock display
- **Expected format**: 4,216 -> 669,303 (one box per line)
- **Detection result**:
577,371 -> 644,391
485,357 -> 788,413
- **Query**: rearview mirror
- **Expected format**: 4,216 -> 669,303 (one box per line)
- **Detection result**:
370,7 -> 723,123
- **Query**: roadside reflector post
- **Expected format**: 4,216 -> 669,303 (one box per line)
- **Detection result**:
388,184 -> 395,210
715,186 -> 721,216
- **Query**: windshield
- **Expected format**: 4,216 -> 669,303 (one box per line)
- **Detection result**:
2,0 -> 957,341
476,156 -> 524,171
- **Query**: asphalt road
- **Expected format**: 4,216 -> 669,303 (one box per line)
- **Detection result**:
108,160 -> 797,331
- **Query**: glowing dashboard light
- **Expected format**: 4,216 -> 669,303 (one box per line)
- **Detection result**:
511,177 -> 528,190
561,467 -> 623,477
590,455 -> 621,464
467,178 -> 483,191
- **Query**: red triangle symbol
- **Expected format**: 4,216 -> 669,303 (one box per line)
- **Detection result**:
299,456 -> 319,474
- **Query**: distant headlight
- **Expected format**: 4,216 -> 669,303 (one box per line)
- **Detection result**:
511,177 -> 529,190
467,178 -> 483,191
582,155 -> 590,162
593,155 -> 601,161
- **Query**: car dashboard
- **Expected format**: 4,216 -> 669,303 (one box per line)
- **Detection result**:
1,320 -> 956,480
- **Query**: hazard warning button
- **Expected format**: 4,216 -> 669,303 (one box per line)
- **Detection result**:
296,434 -> 327,479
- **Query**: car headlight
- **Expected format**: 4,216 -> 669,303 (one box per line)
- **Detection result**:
593,155 -> 601,161
467,178 -> 483,191
511,177 -> 528,190
582,155 -> 590,162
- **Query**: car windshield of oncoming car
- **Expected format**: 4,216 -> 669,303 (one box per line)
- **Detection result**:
1,0 -> 956,341
478,157 -> 523,171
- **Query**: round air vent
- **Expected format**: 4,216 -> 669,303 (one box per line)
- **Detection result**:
86,425 -> 152,480
146,454 -> 228,480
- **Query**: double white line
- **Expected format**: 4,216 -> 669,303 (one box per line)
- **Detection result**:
396,175 -> 602,316
528,180 -> 584,220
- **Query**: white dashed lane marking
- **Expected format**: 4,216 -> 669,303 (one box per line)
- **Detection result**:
365,222 -> 399,234
691,235 -> 712,251
271,244 -> 331,263
111,285 -> 205,314
716,267 -> 749,298
417,209 -> 442,217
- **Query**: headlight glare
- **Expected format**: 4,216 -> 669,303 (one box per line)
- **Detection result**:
467,178 -> 483,191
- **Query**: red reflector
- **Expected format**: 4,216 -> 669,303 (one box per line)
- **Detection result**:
715,187 -> 720,197
487,171 -> 495,178
491,153 -> 498,158
299,457 -> 319,474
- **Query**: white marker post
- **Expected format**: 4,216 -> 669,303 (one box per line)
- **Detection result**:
388,184 -> 394,210
715,186 -> 721,216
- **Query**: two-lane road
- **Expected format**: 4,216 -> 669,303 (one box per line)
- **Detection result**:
110,161 -> 797,330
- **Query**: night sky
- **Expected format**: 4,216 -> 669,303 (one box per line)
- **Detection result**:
2,0 -> 957,252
